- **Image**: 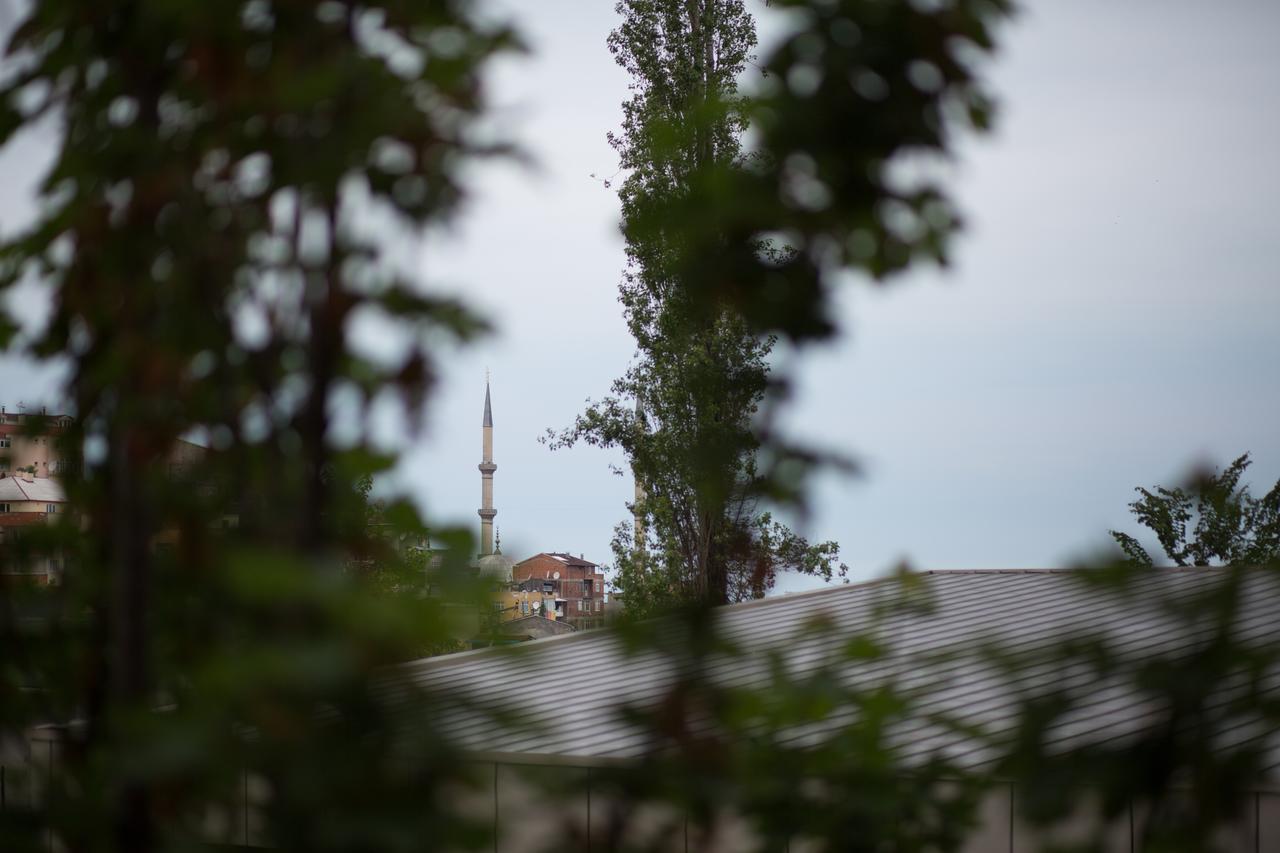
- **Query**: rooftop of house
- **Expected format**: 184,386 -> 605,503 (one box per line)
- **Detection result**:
516,552 -> 601,571
0,476 -> 66,504
397,567 -> 1280,774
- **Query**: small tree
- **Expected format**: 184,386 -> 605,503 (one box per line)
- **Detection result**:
1111,453 -> 1280,566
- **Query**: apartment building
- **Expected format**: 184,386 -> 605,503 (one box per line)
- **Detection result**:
511,552 -> 606,630
0,407 -> 73,477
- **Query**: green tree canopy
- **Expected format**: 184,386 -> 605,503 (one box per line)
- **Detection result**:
1111,453 -> 1280,567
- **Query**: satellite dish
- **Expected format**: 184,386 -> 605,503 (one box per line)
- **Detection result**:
553,571 -> 560,580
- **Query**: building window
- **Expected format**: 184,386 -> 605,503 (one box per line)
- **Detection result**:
0,438 -> 9,448
47,504 -> 57,514
581,599 -> 590,612
0,503 -> 9,513
596,600 -> 603,612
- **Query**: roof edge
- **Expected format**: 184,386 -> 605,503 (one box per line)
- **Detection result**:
404,566 -> 1234,673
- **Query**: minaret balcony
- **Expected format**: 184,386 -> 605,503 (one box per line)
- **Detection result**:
477,508 -> 497,520
478,462 -> 497,475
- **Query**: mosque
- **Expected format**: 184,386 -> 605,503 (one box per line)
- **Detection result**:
466,379 -> 609,632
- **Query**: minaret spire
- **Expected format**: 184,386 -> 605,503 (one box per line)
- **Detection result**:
483,368 -> 493,428
478,373 -> 497,556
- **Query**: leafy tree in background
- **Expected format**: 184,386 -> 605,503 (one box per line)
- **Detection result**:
0,1 -> 516,850
617,0 -> 1016,512
1111,453 -> 1280,567
550,0 -> 846,613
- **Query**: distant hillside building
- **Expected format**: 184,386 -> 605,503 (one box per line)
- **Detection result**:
512,553 -> 606,630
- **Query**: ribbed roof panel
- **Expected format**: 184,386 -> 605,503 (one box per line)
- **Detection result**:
398,568 -> 1280,772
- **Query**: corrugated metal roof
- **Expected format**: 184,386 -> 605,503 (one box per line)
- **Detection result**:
399,568 -> 1280,772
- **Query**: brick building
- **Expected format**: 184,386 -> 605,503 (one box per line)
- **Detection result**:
511,553 -> 606,630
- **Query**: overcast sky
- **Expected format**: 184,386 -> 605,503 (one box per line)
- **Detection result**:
2,1 -> 1277,589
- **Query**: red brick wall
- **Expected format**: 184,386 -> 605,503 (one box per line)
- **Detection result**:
513,554 -> 605,626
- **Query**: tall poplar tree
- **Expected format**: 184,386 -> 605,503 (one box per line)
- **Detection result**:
551,0 -> 846,613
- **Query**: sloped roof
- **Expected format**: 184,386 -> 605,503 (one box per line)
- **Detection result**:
399,568 -> 1280,773
515,552 -> 601,571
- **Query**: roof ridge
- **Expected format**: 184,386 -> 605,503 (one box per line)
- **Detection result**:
403,567 -> 1226,672
919,566 -> 1225,575
921,568 -> 1079,575
405,576 -> 888,672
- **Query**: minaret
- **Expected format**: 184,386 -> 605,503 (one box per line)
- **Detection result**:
477,376 -> 497,556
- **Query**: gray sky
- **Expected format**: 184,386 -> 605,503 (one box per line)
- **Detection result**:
2,1 -> 1277,588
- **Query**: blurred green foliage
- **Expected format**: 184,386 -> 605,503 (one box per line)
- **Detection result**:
616,0 -> 1018,515
577,556 -> 1280,852
640,0 -> 1015,344
1,1 -> 1275,852
0,0 -> 519,849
